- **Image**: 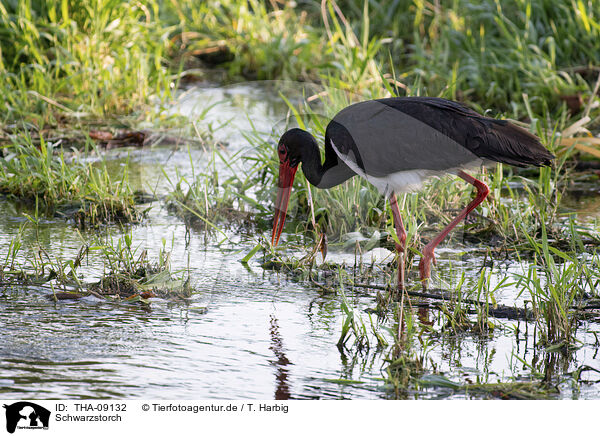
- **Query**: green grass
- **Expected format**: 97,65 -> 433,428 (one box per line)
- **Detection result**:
0,131 -> 144,226
0,0 -> 174,126
165,0 -> 328,81
516,219 -> 600,349
3,0 -> 600,123
163,0 -> 600,118
337,0 -> 600,115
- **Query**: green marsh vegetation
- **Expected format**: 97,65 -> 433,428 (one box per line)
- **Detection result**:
1,0 -> 600,398
0,0 -> 173,124
0,131 -> 145,226
1,224 -> 195,301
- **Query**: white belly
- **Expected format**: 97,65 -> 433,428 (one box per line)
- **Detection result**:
331,139 -> 483,197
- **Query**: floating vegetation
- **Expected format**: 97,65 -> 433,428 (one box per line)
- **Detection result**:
87,233 -> 195,301
1,228 -> 196,303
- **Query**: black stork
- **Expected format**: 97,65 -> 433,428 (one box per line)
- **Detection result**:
271,97 -> 554,289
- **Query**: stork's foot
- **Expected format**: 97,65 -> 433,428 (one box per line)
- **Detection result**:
418,245 -> 437,289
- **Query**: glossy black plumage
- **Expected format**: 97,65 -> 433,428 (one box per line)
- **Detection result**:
376,97 -> 554,167
280,97 -> 553,194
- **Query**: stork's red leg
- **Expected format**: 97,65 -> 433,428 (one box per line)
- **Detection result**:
419,171 -> 490,288
389,194 -> 407,291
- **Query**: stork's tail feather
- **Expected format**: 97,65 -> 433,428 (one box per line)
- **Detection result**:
484,120 -> 554,167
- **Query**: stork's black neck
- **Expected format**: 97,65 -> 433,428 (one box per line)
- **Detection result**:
280,128 -> 355,189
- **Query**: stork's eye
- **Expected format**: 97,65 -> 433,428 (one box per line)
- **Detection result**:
277,144 -> 287,161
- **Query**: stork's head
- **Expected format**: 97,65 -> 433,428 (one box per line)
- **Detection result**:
271,129 -> 310,246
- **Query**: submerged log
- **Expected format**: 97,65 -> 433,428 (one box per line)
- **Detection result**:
351,283 -> 600,322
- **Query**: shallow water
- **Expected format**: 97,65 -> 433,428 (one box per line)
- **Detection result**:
2,83 -> 600,399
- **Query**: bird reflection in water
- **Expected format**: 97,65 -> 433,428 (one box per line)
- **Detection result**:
269,315 -> 292,400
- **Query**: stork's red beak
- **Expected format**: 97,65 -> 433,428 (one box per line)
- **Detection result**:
271,160 -> 298,246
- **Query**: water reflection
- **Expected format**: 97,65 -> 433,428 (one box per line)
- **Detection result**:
269,315 -> 292,400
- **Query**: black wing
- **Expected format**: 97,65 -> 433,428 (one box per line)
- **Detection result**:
326,97 -> 553,178
379,97 -> 554,167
